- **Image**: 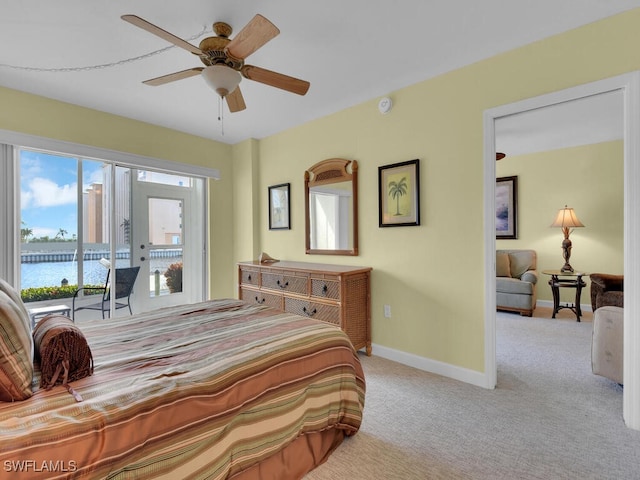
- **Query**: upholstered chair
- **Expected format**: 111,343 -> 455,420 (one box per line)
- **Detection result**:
496,249 -> 538,317
592,305 -> 623,385
590,273 -> 623,311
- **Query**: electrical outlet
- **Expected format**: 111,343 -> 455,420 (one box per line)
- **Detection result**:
384,304 -> 391,318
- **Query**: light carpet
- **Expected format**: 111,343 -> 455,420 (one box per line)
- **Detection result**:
304,307 -> 640,480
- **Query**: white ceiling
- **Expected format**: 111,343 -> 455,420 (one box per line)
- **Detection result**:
1,1 -> 638,146
495,90 -> 624,157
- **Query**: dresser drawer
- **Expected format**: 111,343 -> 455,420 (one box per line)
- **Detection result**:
238,261 -> 372,356
240,287 -> 283,310
239,267 -> 260,287
261,271 -> 308,295
284,297 -> 340,326
310,277 -> 340,301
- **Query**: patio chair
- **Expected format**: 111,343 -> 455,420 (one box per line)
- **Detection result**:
72,266 -> 140,320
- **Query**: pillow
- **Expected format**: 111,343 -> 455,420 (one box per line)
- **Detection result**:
496,252 -> 511,277
0,290 -> 34,401
0,278 -> 30,323
509,251 -> 536,279
0,278 -> 33,361
33,314 -> 93,402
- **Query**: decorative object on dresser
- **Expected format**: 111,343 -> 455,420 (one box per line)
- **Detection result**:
378,159 -> 420,227
549,205 -> 584,272
258,252 -> 278,264
496,176 -> 517,239
239,260 -> 372,355
305,158 -> 359,256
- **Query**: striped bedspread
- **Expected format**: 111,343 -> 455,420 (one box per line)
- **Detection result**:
0,299 -> 365,479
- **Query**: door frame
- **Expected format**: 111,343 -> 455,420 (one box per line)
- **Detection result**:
129,170 -> 206,313
483,71 -> 640,430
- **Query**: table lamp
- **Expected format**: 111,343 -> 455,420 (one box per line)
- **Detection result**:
550,205 -> 584,273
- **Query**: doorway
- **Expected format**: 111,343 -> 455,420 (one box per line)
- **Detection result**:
130,169 -> 205,313
483,72 -> 640,430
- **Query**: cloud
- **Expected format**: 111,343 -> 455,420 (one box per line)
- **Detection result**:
84,167 -> 104,186
22,177 -> 77,209
20,156 -> 43,177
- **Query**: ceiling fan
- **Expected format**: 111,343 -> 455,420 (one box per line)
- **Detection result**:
121,13 -> 310,113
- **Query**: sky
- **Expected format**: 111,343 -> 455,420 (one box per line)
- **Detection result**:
20,149 -> 103,240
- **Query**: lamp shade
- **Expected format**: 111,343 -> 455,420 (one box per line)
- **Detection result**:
550,205 -> 584,229
201,65 -> 241,97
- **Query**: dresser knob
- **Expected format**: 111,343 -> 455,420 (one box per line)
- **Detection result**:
255,296 -> 265,304
302,306 -> 317,317
277,280 -> 289,289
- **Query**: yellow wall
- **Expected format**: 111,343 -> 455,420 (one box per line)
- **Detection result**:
2,8 -> 639,376
0,87 -> 236,300
232,138 -> 261,263
497,141 -> 624,304
232,8 -> 640,373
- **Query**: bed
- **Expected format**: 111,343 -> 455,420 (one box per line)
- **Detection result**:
0,296 -> 365,479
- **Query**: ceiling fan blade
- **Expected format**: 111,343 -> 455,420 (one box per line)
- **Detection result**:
121,14 -> 203,55
143,68 -> 204,86
225,14 -> 280,60
242,65 -> 310,96
226,87 -> 247,112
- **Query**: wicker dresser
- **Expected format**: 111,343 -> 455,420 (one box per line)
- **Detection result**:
238,260 -> 372,355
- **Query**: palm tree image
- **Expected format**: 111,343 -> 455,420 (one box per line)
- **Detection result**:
388,176 -> 408,216
55,228 -> 68,240
20,221 -> 33,243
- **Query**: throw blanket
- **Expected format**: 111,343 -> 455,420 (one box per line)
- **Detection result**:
0,299 -> 365,479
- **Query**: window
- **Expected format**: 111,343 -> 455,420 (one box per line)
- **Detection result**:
1,133 -> 213,315
19,150 -> 123,300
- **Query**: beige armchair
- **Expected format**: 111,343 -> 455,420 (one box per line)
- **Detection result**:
592,305 -> 623,385
496,249 -> 538,317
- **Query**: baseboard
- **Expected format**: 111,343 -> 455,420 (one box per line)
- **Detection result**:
369,301 -> 594,389
370,343 -> 489,389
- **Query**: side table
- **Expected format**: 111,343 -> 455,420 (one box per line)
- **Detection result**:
28,304 -> 72,329
542,270 -> 587,322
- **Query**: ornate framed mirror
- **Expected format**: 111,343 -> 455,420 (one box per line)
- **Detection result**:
304,158 -> 358,256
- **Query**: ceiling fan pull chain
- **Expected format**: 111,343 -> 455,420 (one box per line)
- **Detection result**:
218,96 -> 225,136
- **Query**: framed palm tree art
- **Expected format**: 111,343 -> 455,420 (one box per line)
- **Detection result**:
378,159 -> 420,227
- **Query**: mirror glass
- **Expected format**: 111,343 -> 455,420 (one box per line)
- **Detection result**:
305,159 -> 358,256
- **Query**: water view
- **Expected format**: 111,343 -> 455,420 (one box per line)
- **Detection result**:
21,257 -> 181,290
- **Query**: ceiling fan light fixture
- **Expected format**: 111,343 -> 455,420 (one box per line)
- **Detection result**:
202,65 -> 241,97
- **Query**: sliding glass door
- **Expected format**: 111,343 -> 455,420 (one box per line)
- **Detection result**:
17,148 -> 205,319
20,151 -> 94,299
